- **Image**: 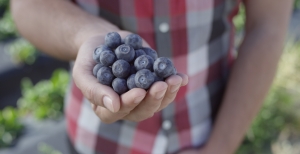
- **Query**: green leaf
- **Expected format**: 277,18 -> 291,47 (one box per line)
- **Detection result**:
0,10 -> 17,40
6,38 -> 37,65
0,107 -> 23,148
17,69 -> 70,120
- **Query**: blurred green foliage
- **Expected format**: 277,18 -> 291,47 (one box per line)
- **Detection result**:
6,38 -> 37,65
0,10 -> 17,40
18,69 -> 70,120
0,107 -> 23,148
234,0 -> 300,33
38,142 -> 62,154
0,0 -> 9,10
295,0 -> 300,9
0,69 -> 70,149
233,4 -> 245,33
237,42 -> 300,154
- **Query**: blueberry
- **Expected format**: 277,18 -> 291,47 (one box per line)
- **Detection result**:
127,74 -> 137,90
153,57 -> 176,78
153,72 -> 164,82
173,67 -> 177,75
97,67 -> 114,86
135,69 -> 155,90
105,32 -> 122,49
93,45 -> 110,63
112,78 -> 128,95
135,49 -> 146,59
93,63 -> 105,77
141,47 -> 158,60
115,44 -> 135,62
124,34 -> 142,49
99,49 -> 116,66
134,55 -> 154,71
112,59 -> 131,78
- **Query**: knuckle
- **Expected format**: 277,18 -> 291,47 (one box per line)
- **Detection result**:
165,93 -> 176,102
120,111 -> 131,116
131,113 -> 154,122
156,105 -> 165,112
85,85 -> 98,103
146,113 -> 154,119
126,115 -> 143,123
99,115 -> 115,124
131,118 -> 141,123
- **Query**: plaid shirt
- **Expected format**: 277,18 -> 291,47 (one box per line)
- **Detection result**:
65,0 -> 240,153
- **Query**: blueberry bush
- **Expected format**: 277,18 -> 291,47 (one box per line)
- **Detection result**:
17,69 -> 70,120
0,107 -> 23,148
0,10 -> 17,40
6,38 -> 37,65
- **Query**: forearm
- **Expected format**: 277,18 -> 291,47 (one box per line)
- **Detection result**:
202,26 -> 289,153
10,0 -> 118,60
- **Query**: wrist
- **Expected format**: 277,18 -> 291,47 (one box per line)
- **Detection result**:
74,22 -> 119,52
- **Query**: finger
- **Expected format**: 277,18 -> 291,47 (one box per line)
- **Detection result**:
124,81 -> 168,122
176,73 -> 189,86
93,88 -> 147,123
73,38 -> 121,113
156,75 -> 182,112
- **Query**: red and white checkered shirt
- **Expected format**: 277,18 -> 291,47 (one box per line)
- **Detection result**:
65,0 -> 241,153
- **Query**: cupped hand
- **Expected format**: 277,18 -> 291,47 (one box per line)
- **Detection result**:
73,31 -> 188,123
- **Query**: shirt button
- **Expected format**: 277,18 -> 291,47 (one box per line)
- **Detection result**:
162,120 -> 172,130
159,22 -> 169,33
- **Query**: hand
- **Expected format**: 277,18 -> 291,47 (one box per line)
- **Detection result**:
73,30 -> 189,123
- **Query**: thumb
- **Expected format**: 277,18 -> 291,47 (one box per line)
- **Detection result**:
73,40 -> 121,113
73,67 -> 120,113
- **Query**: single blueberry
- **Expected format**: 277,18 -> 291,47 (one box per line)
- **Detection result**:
93,63 -> 105,77
124,34 -> 142,49
153,72 -> 164,82
173,67 -> 177,75
105,32 -> 122,49
153,57 -> 176,78
134,55 -> 154,71
115,44 -> 135,62
97,67 -> 114,86
127,74 -> 137,90
112,59 -> 131,78
112,78 -> 128,95
135,49 -> 146,59
141,47 -> 158,60
99,49 -> 116,66
93,45 -> 110,63
135,69 -> 155,90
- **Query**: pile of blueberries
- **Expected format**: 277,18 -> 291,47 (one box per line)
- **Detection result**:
93,32 -> 176,95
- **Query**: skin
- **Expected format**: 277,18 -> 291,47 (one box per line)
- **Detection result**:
10,0 -> 187,122
179,0 -> 294,154
10,0 -> 293,153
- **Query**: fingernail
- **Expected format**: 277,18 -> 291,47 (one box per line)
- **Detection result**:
134,95 -> 145,104
103,96 -> 114,112
155,89 -> 167,99
171,84 -> 181,93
